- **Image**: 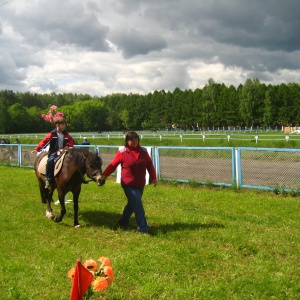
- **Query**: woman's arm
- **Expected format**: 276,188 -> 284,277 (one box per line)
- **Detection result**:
103,151 -> 123,178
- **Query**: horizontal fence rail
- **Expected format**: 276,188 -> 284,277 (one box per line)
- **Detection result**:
4,130 -> 300,144
1,144 -> 300,191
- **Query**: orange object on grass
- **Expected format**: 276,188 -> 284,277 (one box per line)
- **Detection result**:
97,256 -> 111,267
103,266 -> 114,284
68,267 -> 76,281
83,259 -> 98,272
92,276 -> 109,291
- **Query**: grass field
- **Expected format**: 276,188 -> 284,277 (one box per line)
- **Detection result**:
0,165 -> 299,299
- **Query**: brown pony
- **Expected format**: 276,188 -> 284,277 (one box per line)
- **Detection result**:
34,148 -> 105,227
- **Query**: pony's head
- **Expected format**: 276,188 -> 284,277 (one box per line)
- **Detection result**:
85,150 -> 105,186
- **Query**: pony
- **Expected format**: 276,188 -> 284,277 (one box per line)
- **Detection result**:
0,138 -> 10,144
33,148 -> 105,227
0,138 -> 14,161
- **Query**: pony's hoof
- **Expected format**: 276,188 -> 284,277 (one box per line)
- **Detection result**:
54,217 -> 62,223
46,210 -> 54,219
74,224 -> 81,228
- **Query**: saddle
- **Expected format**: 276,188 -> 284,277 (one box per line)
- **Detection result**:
38,152 -> 67,176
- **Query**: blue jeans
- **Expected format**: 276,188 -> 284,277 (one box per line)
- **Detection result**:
46,152 -> 57,181
120,186 -> 148,232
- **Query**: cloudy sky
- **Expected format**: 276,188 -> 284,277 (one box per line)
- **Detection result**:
0,0 -> 299,96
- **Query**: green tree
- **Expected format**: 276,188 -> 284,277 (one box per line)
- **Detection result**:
28,106 -> 45,133
240,78 -> 261,127
192,88 -> 203,130
172,87 -> 184,128
201,78 -> 220,128
287,83 -> 300,125
8,103 -> 32,133
119,109 -> 131,129
103,93 -> 126,130
263,90 -> 272,128
148,91 -> 165,130
219,85 -> 240,127
68,100 -> 109,132
0,97 -> 11,134
277,83 -> 291,126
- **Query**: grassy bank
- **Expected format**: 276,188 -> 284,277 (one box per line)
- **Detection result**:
0,166 -> 299,299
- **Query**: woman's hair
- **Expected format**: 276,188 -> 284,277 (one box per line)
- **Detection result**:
125,131 -> 140,146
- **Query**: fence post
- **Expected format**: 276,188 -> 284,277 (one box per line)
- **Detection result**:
235,147 -> 239,188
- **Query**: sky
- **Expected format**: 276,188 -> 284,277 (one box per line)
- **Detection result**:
0,0 -> 300,97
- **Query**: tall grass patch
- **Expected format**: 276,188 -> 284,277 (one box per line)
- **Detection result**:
0,166 -> 299,299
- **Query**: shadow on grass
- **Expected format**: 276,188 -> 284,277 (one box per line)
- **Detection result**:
81,210 -> 225,235
81,210 -> 121,228
150,222 -> 225,235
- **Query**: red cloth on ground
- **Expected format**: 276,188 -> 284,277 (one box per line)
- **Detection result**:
70,260 -> 94,300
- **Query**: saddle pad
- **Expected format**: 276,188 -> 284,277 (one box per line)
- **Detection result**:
38,152 -> 67,176
54,152 -> 67,176
38,155 -> 47,174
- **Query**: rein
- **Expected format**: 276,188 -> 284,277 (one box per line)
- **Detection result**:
76,167 -> 92,183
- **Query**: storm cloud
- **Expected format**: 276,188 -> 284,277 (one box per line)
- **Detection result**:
0,0 -> 299,96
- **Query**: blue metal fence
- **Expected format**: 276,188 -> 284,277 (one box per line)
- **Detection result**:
236,147 -> 300,191
155,146 -> 236,187
1,144 -> 300,191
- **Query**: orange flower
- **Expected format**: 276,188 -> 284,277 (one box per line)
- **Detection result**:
83,259 -> 98,272
67,267 -> 75,281
92,276 -> 108,291
103,266 -> 114,284
97,256 -> 111,267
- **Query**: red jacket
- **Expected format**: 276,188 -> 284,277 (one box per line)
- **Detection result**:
34,129 -> 74,153
103,146 -> 157,187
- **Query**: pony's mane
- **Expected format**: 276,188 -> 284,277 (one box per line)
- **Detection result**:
68,148 -> 90,166
68,148 -> 102,166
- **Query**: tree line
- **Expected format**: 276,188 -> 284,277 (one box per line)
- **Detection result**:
1,78 -> 300,134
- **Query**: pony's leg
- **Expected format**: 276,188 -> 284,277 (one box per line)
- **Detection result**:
45,192 -> 55,220
54,190 -> 66,223
72,186 -> 82,228
39,180 -> 55,220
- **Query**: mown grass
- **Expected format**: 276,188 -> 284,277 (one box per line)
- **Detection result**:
0,166 -> 299,299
